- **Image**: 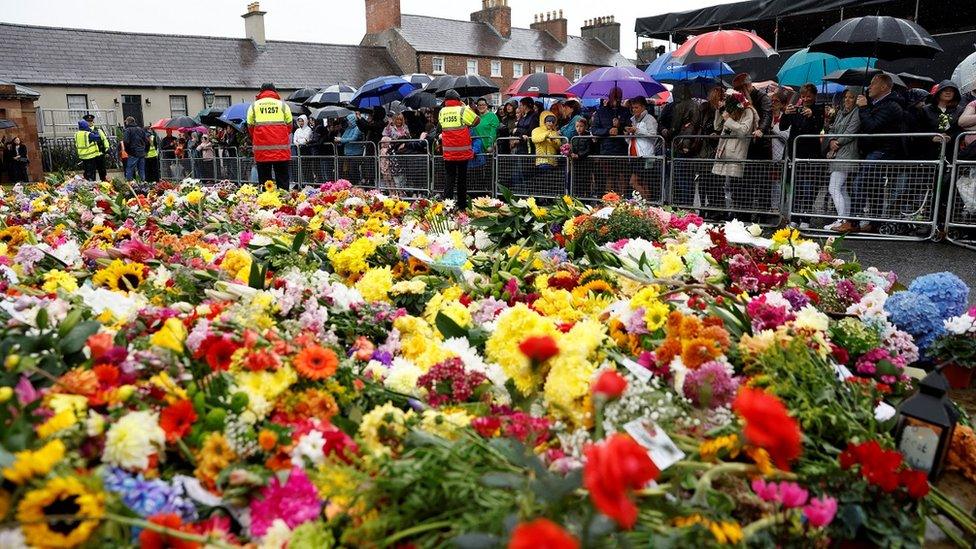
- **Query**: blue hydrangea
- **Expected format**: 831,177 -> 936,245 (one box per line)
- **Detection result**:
908,272 -> 970,319
102,467 -> 197,522
884,291 -> 945,353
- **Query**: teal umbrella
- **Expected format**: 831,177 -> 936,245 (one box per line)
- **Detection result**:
777,48 -> 875,89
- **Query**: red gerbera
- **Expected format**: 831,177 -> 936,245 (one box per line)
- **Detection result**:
519,335 -> 560,363
583,434 -> 659,529
194,335 -> 240,372
508,518 -> 579,549
159,400 -> 198,442
732,387 -> 802,471
139,513 -> 200,549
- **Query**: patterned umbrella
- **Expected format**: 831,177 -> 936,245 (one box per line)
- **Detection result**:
566,66 -> 665,100
504,72 -> 575,97
285,87 -> 319,103
304,84 -> 356,107
401,73 -> 433,87
671,30 -> 778,65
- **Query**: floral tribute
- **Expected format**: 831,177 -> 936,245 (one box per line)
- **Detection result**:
0,176 -> 972,548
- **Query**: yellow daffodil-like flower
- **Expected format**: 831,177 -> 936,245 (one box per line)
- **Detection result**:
42,270 -> 79,293
17,476 -> 105,548
420,409 -> 472,440
698,434 -> 740,462
257,190 -> 283,208
103,410 -> 165,470
771,227 -> 801,245
91,259 -> 146,293
485,304 -> 560,395
357,402 -> 414,458
356,267 -> 393,303
220,248 -> 253,281
185,189 -> 204,205
2,439 -> 66,484
36,409 -> 79,439
150,317 -> 187,354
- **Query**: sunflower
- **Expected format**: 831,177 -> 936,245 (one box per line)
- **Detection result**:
293,344 -> 339,380
17,476 -> 104,547
0,226 -> 27,249
91,259 -> 146,293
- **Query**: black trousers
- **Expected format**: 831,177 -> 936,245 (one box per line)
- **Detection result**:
443,159 -> 468,210
256,160 -> 290,190
82,158 -> 97,181
94,154 -> 107,181
145,156 -> 160,183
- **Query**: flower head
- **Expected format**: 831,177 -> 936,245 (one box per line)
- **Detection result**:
509,518 -> 579,549
583,434 -> 659,529
732,387 -> 802,471
803,496 -> 838,528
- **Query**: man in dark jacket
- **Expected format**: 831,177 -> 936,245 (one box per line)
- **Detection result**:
512,97 -> 538,155
848,73 -> 905,231
590,87 -> 630,156
122,116 -> 149,181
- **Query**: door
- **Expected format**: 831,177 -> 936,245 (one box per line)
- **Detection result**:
122,95 -> 143,126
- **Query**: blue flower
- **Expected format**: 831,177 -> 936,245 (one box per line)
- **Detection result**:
908,272 -> 970,319
884,291 -> 945,353
102,467 -> 197,522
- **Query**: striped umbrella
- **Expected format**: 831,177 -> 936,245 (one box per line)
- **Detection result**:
304,84 -> 356,107
671,30 -> 777,65
504,72 -> 575,97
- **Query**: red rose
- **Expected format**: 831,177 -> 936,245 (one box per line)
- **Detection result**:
519,335 -> 559,363
508,518 -> 579,549
900,469 -> 930,499
591,370 -> 628,401
732,387 -> 802,471
583,434 -> 659,529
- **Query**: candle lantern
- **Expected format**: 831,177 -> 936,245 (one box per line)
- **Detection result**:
893,370 -> 958,479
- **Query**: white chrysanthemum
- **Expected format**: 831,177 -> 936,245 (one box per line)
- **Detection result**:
794,305 -> 831,332
291,430 -> 326,467
103,410 -> 165,470
384,358 -> 423,395
327,283 -> 364,312
944,313 -> 976,335
259,519 -> 293,549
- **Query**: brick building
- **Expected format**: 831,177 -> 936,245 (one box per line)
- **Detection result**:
0,81 -> 42,183
361,0 -> 632,102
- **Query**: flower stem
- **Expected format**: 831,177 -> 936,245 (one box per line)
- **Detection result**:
741,515 -> 778,539
382,519 -> 455,545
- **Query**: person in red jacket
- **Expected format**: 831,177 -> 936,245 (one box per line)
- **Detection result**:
246,83 -> 293,189
437,89 -> 480,209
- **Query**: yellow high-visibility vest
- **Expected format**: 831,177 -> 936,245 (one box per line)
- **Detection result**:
75,130 -> 100,160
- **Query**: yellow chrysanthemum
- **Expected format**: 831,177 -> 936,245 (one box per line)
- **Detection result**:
420,409 -> 472,440
36,409 -> 79,439
698,434 -> 740,462
328,237 -> 378,277
357,402 -> 414,458
91,259 -> 146,293
220,248 -> 252,281
543,352 -> 595,426
42,270 -> 78,293
356,267 -> 394,303
256,190 -> 283,208
185,189 -> 204,205
533,288 -> 584,322
17,476 -> 105,548
2,439 -> 66,484
485,304 -> 560,395
771,227 -> 801,244
438,300 -> 472,328
150,317 -> 187,354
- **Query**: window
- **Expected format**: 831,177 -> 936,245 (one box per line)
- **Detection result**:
466,59 -> 478,75
534,64 -> 545,73
513,62 -> 523,78
490,93 -> 502,107
554,66 -> 564,76
169,95 -> 188,117
213,95 -> 232,109
573,68 -> 583,82
432,56 -> 445,74
491,60 -> 502,77
66,94 -> 88,118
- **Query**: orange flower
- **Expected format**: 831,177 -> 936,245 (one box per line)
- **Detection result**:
86,333 -> 114,360
583,434 -> 659,529
160,400 -> 197,442
681,337 -> 722,369
294,345 -> 339,380
258,430 -> 278,451
509,518 -> 579,549
733,387 -> 802,471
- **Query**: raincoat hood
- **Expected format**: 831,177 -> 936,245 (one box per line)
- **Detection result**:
928,80 -> 961,105
346,113 -> 358,125
256,89 -> 281,101
78,120 -> 91,131
539,110 -> 557,127
297,115 -> 309,125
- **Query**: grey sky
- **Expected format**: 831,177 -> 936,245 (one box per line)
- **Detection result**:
1,0 -> 728,59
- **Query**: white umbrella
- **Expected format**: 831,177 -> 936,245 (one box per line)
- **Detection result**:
951,50 -> 976,94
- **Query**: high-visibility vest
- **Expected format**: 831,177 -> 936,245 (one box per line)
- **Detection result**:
439,104 -> 474,161
92,127 -> 110,153
146,134 -> 158,159
75,130 -> 100,160
246,95 -> 293,162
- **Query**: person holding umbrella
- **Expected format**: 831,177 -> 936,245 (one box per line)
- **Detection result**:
437,89 -> 480,210
591,87 -> 629,157
122,116 -> 149,181
246,83 -> 293,190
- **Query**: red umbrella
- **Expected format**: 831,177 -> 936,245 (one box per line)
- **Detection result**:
671,30 -> 777,65
504,72 -> 575,97
150,118 -> 172,130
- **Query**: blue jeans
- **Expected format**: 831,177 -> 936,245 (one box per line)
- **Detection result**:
125,156 -> 146,181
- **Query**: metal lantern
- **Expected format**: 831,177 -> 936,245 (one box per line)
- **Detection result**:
893,370 -> 958,479
203,87 -> 215,108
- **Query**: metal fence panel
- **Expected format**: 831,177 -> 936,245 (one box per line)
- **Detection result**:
946,131 -> 976,250
296,147 -> 338,187
336,141 -> 378,189
431,154 -> 494,197
570,136 -> 666,204
378,139 -> 430,196
495,137 -> 568,199
789,133 -> 945,240
668,135 -> 787,226
40,136 -> 122,174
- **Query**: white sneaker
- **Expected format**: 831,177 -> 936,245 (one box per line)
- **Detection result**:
799,222 -> 810,230
824,220 -> 842,230
859,220 -> 871,229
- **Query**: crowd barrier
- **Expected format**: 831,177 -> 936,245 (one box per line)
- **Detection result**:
946,131 -> 976,250
154,133 -> 976,246
790,133 -> 946,241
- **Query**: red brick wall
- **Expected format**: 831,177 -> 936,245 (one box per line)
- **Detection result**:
0,96 -> 42,183
418,54 -> 600,97
530,18 -> 568,44
365,0 -> 400,35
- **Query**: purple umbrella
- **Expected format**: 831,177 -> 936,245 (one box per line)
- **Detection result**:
566,66 -> 665,100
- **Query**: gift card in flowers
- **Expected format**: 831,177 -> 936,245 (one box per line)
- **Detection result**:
617,355 -> 653,383
624,418 -> 685,471
401,245 -> 435,265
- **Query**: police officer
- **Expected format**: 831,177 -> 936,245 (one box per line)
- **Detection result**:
438,89 -> 480,209
246,83 -> 293,189
75,119 -> 101,180
83,114 -> 111,181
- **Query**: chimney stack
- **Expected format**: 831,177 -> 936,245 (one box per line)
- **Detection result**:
581,14 -> 621,52
530,8 -> 567,44
471,0 -> 511,38
242,2 -> 266,47
364,0 -> 401,35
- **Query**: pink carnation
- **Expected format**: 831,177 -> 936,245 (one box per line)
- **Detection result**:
803,496 -> 838,528
249,467 -> 322,537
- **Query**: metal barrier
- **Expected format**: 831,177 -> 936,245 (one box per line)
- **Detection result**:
495,136 -> 569,199
379,139 -> 430,196
432,153 -> 495,197
40,136 -> 122,174
945,131 -> 976,250
669,135 -> 787,226
570,135 -> 666,204
790,133 -> 946,240
336,141 -> 379,189
296,144 -> 338,187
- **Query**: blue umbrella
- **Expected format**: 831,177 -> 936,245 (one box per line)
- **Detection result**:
567,66 -> 666,100
777,48 -> 874,88
651,61 -> 734,82
218,102 -> 251,130
643,51 -> 676,77
351,76 -> 418,108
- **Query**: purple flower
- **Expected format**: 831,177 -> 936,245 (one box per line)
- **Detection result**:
682,361 -> 738,408
782,288 -> 810,310
15,376 -> 39,405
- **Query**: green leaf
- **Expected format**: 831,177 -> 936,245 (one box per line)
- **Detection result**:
58,321 -> 101,355
435,312 -> 468,340
35,308 -> 49,331
452,533 -> 500,549
57,309 -> 83,338
292,229 -> 307,253
479,472 -> 524,489
248,260 -> 265,290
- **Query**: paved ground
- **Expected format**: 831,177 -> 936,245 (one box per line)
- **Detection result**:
842,239 -> 976,297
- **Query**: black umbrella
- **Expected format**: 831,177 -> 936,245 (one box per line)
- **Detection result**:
286,87 -> 319,103
196,107 -> 225,126
898,72 -> 936,89
403,89 -> 440,109
0,119 -> 16,130
823,68 -> 907,89
387,101 -> 406,115
285,101 -> 311,117
311,106 -> 352,121
305,84 -> 356,107
809,16 -> 943,61
163,116 -> 200,129
436,74 -> 499,98
425,74 -> 458,95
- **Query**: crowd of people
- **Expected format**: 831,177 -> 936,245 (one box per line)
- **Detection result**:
62,73 -> 976,230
